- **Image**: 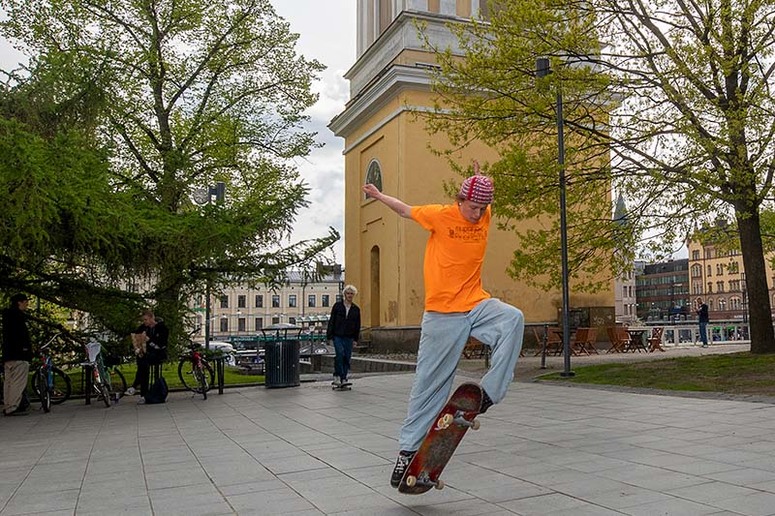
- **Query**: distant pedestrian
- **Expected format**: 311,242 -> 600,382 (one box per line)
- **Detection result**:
326,285 -> 360,387
695,297 -> 709,347
2,294 -> 32,416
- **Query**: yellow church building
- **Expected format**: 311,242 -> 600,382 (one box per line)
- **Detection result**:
329,1 -> 614,349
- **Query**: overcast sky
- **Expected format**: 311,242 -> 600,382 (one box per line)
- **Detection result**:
0,1 -> 355,265
271,0 -> 354,265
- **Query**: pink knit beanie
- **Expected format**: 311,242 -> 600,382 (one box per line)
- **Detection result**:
459,174 -> 494,204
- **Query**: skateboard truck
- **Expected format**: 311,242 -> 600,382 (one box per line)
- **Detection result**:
436,410 -> 481,431
405,471 -> 445,490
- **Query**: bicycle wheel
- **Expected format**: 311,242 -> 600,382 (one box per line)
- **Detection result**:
99,383 -> 112,408
178,358 -> 214,394
31,367 -> 71,405
38,369 -> 51,413
107,367 -> 127,398
194,365 -> 209,400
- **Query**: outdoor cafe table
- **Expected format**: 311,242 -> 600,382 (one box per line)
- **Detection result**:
625,327 -> 649,353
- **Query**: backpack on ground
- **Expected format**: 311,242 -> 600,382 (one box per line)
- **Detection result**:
145,376 -> 168,404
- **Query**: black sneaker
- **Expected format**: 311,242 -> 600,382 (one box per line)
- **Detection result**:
390,450 -> 416,488
480,390 -> 494,414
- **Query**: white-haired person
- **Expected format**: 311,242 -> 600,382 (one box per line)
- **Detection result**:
362,161 -> 524,488
326,284 -> 361,387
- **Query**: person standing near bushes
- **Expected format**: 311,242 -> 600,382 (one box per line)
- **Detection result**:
127,309 -> 169,403
2,293 -> 32,416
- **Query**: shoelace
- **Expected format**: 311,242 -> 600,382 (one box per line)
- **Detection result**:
395,454 -> 412,474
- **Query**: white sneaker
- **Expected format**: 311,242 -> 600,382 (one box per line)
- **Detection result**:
125,387 -> 136,396
136,398 -> 146,405
331,376 -> 341,386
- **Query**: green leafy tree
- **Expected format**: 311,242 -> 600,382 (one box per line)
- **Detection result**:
1,0 -> 337,345
421,0 -> 775,352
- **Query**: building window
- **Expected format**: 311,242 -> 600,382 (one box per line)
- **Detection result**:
692,250 -> 700,260
365,159 -> 383,196
237,295 -> 246,308
691,264 -> 702,278
707,282 -> 713,293
717,281 -> 724,293
322,294 -> 330,307
716,264 -> 724,276
272,295 -> 280,308
308,295 -> 316,308
289,317 -> 296,325
255,294 -> 263,308
718,298 -> 726,311
728,261 -> 739,274
255,317 -> 263,330
706,265 -> 712,277
219,318 -> 228,332
478,0 -> 490,18
271,316 -> 280,325
288,295 -> 297,308
238,318 -> 246,332
219,296 -> 229,308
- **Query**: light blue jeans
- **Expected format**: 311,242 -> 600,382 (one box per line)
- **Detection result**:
398,298 -> 524,452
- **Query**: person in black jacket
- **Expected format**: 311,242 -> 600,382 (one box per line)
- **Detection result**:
326,285 -> 361,387
2,293 -> 32,415
695,297 -> 709,348
128,309 -> 169,403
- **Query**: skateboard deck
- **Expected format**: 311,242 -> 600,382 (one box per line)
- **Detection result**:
332,382 -> 352,391
398,382 -> 483,494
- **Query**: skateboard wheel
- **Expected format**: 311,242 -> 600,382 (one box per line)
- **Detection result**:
435,479 -> 445,490
437,413 -> 453,429
405,475 -> 417,487
471,419 -> 481,431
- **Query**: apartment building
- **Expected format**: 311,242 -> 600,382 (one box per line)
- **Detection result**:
190,268 -> 344,345
686,239 -> 773,320
635,259 -> 690,321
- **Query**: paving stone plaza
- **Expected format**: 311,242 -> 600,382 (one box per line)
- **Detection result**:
3,353 -> 775,515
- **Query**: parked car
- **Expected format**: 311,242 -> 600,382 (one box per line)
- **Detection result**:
205,341 -> 236,366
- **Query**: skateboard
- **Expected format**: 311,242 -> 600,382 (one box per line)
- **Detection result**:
332,382 -> 352,391
398,382 -> 483,495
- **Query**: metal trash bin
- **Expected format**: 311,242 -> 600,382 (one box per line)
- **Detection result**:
264,340 -> 300,388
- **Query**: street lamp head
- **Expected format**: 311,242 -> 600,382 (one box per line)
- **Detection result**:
536,57 -> 551,78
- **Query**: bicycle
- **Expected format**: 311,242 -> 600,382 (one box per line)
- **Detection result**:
178,342 -> 214,400
32,334 -> 58,412
81,339 -> 115,407
29,333 -> 72,407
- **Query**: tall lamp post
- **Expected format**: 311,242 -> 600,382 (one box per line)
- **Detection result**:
536,57 -> 573,377
193,181 -> 226,351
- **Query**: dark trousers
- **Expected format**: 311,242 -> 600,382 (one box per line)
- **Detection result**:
133,355 -> 162,396
333,336 -> 353,381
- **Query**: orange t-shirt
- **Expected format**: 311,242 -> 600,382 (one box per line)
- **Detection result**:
410,204 -> 491,313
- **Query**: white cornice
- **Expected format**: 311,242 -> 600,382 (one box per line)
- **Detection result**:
329,64 -> 432,139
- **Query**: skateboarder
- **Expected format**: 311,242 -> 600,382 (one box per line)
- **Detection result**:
362,161 -> 524,488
